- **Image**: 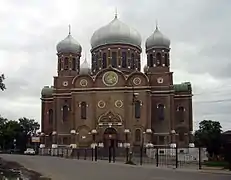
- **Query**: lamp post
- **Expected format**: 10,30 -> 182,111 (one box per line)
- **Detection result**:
124,129 -> 130,163
70,130 -> 77,149
91,129 -> 97,148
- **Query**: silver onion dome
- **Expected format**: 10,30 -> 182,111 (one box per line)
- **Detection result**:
145,26 -> 170,50
56,31 -> 82,54
80,58 -> 91,75
91,15 -> 141,49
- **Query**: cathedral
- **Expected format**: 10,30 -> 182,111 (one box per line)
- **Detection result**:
40,14 -> 194,149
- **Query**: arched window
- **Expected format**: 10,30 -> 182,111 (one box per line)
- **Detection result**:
131,53 -> 135,69
102,53 -> 107,68
164,54 -> 169,67
48,109 -> 53,125
64,57 -> 69,70
121,52 -> 127,68
81,102 -> 87,119
62,105 -> 68,122
157,104 -> 165,121
178,106 -> 185,122
135,101 -> 141,118
72,58 -> 76,70
135,129 -> 141,142
111,52 -> 117,67
156,53 -> 162,66
149,54 -> 153,67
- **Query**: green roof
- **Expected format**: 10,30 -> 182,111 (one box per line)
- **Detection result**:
174,82 -> 192,92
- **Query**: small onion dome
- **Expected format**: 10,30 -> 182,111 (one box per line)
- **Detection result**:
41,86 -> 53,97
91,15 -> 141,49
143,64 -> 148,73
79,58 -> 91,75
56,33 -> 82,54
145,26 -> 170,50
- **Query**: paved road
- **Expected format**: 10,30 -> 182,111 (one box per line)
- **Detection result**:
0,154 -> 230,180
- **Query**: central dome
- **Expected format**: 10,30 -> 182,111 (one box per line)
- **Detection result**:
91,16 -> 141,49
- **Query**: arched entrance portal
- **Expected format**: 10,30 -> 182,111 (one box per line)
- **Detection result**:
103,128 -> 118,148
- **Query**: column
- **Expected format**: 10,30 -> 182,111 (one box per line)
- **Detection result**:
52,131 -> 58,148
39,133 -> 45,148
189,131 -> 195,148
170,130 -> 176,148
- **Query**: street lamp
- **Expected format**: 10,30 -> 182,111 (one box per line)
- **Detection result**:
124,129 -> 130,162
70,130 -> 77,149
91,129 -> 97,148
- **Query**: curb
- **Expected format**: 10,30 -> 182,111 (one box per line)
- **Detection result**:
199,169 -> 231,175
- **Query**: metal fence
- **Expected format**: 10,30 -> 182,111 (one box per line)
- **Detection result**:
39,146 -> 207,169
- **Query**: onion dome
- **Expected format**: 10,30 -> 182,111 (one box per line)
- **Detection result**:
91,14 -> 141,49
145,26 -> 170,50
80,58 -> 91,75
143,64 -> 148,73
41,86 -> 53,97
56,27 -> 82,54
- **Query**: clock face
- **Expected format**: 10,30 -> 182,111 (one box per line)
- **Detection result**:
102,71 -> 118,86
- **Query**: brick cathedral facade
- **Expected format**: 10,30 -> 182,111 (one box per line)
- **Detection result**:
40,15 -> 194,149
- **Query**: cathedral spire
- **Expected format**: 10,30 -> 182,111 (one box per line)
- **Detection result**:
155,20 -> 158,30
68,24 -> 71,35
115,8 -> 118,19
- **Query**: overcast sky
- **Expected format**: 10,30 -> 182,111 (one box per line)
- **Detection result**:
0,0 -> 230,131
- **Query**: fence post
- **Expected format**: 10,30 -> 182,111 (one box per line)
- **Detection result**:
156,147 -> 159,167
199,146 -> 202,169
112,145 -> 115,163
95,146 -> 98,161
126,147 -> 129,163
175,145 -> 178,169
140,144 -> 143,165
84,148 -> 87,160
92,148 -> 94,161
109,147 -> 111,163
77,149 -> 80,159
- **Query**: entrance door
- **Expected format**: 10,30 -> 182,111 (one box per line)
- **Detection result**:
103,128 -> 117,148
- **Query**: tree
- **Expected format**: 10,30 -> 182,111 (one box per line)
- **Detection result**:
194,120 -> 222,159
0,116 -> 40,152
0,74 -> 6,91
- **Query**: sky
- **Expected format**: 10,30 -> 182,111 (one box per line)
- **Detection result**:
0,0 -> 231,131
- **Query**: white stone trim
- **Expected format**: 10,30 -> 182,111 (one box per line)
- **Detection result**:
169,143 -> 176,148
52,144 -> 58,148
39,144 -> 45,148
70,144 -> 77,148
70,130 -> 76,134
189,143 -> 195,148
146,129 -> 152,133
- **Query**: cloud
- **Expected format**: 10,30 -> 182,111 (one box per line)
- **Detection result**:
0,0 -> 230,131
